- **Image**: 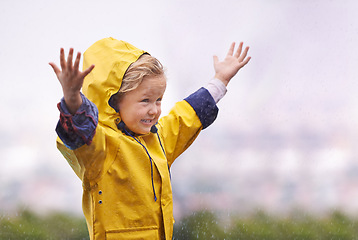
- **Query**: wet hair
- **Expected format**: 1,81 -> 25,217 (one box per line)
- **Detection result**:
110,54 -> 165,111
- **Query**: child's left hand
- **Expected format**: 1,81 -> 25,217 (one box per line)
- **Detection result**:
213,42 -> 251,86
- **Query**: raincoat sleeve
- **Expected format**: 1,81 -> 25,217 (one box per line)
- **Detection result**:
56,93 -> 98,150
56,93 -> 110,181
158,87 -> 218,166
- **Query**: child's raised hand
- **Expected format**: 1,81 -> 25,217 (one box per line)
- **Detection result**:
49,48 -> 94,114
213,42 -> 251,86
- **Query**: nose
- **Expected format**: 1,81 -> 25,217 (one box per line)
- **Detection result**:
148,103 -> 160,116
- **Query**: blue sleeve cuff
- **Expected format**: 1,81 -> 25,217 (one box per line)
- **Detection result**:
184,87 -> 219,129
55,93 -> 98,150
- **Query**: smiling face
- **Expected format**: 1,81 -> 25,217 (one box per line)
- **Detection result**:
117,75 -> 166,135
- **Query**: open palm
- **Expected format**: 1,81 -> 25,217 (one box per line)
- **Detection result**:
49,48 -> 94,114
213,42 -> 250,86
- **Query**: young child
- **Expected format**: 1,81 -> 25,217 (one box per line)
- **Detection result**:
49,37 -> 250,240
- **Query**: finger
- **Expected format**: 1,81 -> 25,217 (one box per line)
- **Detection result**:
67,48 -> 74,69
238,46 -> 250,62
81,64 -> 95,78
49,62 -> 61,76
73,52 -> 81,73
226,42 -> 235,56
234,42 -> 243,58
239,56 -> 251,67
59,48 -> 66,70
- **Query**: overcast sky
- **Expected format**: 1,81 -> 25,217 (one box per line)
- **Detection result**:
1,0 -> 358,214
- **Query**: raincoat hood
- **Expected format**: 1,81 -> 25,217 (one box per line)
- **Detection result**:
82,37 -> 146,130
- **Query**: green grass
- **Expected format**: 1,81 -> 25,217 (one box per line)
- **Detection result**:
0,209 -> 88,240
173,210 -> 358,240
1,209 -> 358,239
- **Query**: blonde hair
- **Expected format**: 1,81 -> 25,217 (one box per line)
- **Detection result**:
110,54 -> 165,110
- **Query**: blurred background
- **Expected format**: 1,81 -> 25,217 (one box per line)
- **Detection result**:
1,0 -> 358,238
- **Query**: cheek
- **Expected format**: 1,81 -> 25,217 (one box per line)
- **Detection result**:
119,105 -> 137,122
135,105 -> 150,118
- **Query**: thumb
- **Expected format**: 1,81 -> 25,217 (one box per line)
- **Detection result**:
213,55 -> 219,65
49,62 -> 60,76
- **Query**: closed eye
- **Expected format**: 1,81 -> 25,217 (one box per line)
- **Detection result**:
141,99 -> 149,103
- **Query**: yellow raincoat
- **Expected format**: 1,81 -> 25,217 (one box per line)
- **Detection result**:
56,37 -> 217,240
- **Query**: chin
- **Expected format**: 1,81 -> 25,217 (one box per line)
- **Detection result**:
137,129 -> 151,135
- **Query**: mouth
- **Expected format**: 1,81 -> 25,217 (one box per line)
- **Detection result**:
141,119 -> 154,125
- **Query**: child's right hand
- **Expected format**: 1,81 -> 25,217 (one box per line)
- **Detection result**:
49,48 -> 94,114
